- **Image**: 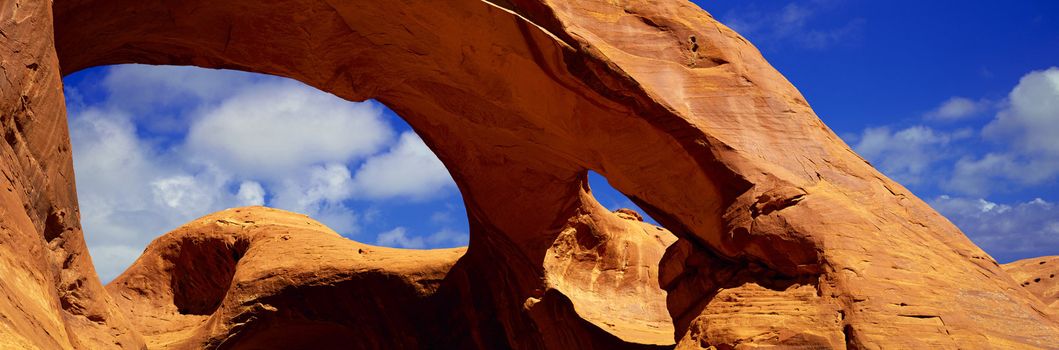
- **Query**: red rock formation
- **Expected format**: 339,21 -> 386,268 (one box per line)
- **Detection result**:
107,207 -> 465,349
0,0 -> 142,348
0,0 -> 1055,348
542,191 -> 677,346
1004,256 -> 1059,316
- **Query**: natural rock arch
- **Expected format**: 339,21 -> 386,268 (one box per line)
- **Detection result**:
0,0 -> 1057,348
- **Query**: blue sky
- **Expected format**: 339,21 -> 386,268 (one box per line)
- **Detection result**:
64,1 -> 1058,281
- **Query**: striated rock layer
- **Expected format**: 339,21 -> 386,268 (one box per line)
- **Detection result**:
0,0 -> 1056,348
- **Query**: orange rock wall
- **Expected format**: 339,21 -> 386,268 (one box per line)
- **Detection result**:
1,0 -> 141,348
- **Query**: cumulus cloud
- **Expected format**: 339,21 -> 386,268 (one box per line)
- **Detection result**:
982,67 -> 1059,156
375,227 -> 468,249
99,65 -> 262,135
376,227 -> 423,248
236,181 -> 266,206
943,67 -> 1059,195
151,175 -> 221,215
428,228 -> 469,247
947,153 -> 1059,196
303,203 -> 360,237
930,195 -> 1059,262
185,83 -> 393,179
101,65 -> 259,111
69,109 -> 157,201
350,132 -> 455,200
925,97 -> 991,121
430,210 -> 454,225
89,245 -> 146,284
852,126 -> 970,185
268,163 -> 361,233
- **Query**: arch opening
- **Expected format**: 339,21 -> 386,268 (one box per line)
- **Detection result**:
586,170 -> 662,226
64,64 -> 471,283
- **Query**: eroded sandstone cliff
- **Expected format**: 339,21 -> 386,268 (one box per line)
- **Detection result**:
0,0 -> 1057,348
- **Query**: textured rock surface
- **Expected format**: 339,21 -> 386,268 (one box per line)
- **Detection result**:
107,207 -> 465,349
1005,256 -> 1059,316
543,190 -> 678,345
0,0 -> 1056,348
0,0 -> 142,348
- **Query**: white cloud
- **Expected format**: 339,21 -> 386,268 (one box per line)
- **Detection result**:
946,154 -> 1059,196
430,210 -> 454,225
184,82 -> 393,179
304,202 -> 359,237
376,227 -> 424,249
69,109 -> 156,200
99,65 -> 263,135
89,245 -> 145,282
943,67 -> 1059,195
427,228 -> 469,247
926,97 -> 991,120
853,125 -> 968,185
350,132 -> 455,200
151,175 -> 220,215
982,67 -> 1059,156
236,181 -> 266,206
375,227 -> 468,249
931,195 -> 1059,261
269,163 -> 360,234
361,207 -> 381,224
278,163 -> 356,208
102,65 -> 259,111
931,195 -> 1010,216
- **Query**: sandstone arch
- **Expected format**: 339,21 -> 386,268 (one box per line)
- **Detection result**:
1,0 -> 1057,348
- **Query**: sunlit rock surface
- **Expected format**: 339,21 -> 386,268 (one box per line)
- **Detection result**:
1004,256 -> 1059,316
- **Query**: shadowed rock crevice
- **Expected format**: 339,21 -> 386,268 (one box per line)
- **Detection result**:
169,236 -> 249,316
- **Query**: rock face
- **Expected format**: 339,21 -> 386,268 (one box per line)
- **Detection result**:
1004,256 -> 1059,316
104,202 -> 677,349
543,191 -> 678,346
0,0 -> 1057,348
107,207 -> 466,349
